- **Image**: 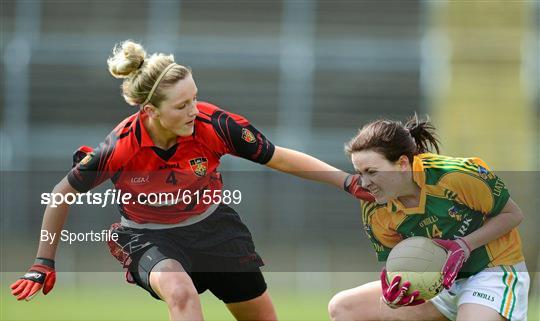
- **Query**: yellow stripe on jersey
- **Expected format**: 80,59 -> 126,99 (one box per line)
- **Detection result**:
420,153 -> 491,170
361,201 -> 379,225
424,163 -> 478,172
422,160 -> 479,173
421,153 -> 489,165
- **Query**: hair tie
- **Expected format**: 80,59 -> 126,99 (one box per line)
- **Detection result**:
140,63 -> 176,107
137,59 -> 144,69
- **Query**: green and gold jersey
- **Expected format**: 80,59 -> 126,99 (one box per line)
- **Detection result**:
361,153 -> 524,277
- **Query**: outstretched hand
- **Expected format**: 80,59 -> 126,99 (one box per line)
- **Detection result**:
11,258 -> 56,301
344,174 -> 375,202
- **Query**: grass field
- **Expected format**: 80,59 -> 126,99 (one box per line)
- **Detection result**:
1,272 -> 334,321
2,287 -> 334,321
1,273 -> 538,321
2,287 -> 332,321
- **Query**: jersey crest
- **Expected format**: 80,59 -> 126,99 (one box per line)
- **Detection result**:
448,205 -> 463,222
189,157 -> 208,177
241,128 -> 256,143
477,165 -> 495,180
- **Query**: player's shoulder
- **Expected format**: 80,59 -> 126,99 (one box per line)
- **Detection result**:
360,200 -> 385,215
195,101 -> 221,126
197,101 -> 249,125
97,112 -> 142,163
360,201 -> 389,224
416,153 -> 492,186
108,112 -> 140,143
107,113 -> 137,139
194,102 -> 218,132
196,101 -> 221,117
360,201 -> 406,242
192,102 -> 228,149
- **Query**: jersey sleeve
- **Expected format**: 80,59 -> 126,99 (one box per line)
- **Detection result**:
67,132 -> 123,193
211,109 -> 275,164
439,157 -> 510,217
361,201 -> 402,262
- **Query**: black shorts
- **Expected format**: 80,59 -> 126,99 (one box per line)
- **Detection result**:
111,204 -> 267,303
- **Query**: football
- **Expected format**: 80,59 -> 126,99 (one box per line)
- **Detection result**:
386,236 -> 448,300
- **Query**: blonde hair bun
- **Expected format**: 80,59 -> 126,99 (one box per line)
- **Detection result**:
108,40 -> 190,106
107,40 -> 146,79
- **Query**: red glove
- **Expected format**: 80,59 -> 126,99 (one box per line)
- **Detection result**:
344,174 -> 375,202
433,238 -> 472,289
380,268 -> 425,308
10,258 -> 56,301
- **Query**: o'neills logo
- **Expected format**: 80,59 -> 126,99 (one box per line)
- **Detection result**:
189,157 -> 208,177
158,163 -> 179,170
241,128 -> 256,143
473,291 -> 495,302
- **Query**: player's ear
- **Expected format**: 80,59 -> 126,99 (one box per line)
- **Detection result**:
143,104 -> 160,119
398,155 -> 410,171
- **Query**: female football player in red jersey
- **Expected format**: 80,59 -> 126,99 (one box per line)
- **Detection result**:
328,116 -> 529,321
10,40 -> 372,321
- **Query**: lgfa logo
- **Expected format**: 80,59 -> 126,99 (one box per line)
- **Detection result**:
131,176 -> 150,185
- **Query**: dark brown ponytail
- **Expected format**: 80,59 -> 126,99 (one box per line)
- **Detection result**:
345,114 -> 440,163
404,114 -> 440,155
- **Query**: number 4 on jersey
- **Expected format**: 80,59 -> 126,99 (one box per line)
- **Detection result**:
166,171 -> 178,185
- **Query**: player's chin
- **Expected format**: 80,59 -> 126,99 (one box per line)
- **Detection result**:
176,126 -> 194,137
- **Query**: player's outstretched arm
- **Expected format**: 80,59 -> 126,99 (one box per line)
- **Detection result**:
10,176 -> 79,301
265,146 -> 374,201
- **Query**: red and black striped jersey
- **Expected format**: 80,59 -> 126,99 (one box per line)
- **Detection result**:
67,101 -> 275,224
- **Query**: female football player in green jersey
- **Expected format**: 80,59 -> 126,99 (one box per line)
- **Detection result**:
328,115 -> 530,321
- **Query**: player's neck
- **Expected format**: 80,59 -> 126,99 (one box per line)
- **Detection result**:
396,180 -> 421,209
144,117 -> 178,150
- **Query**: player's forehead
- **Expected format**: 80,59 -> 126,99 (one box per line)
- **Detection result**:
161,74 -> 198,106
351,150 -> 388,171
